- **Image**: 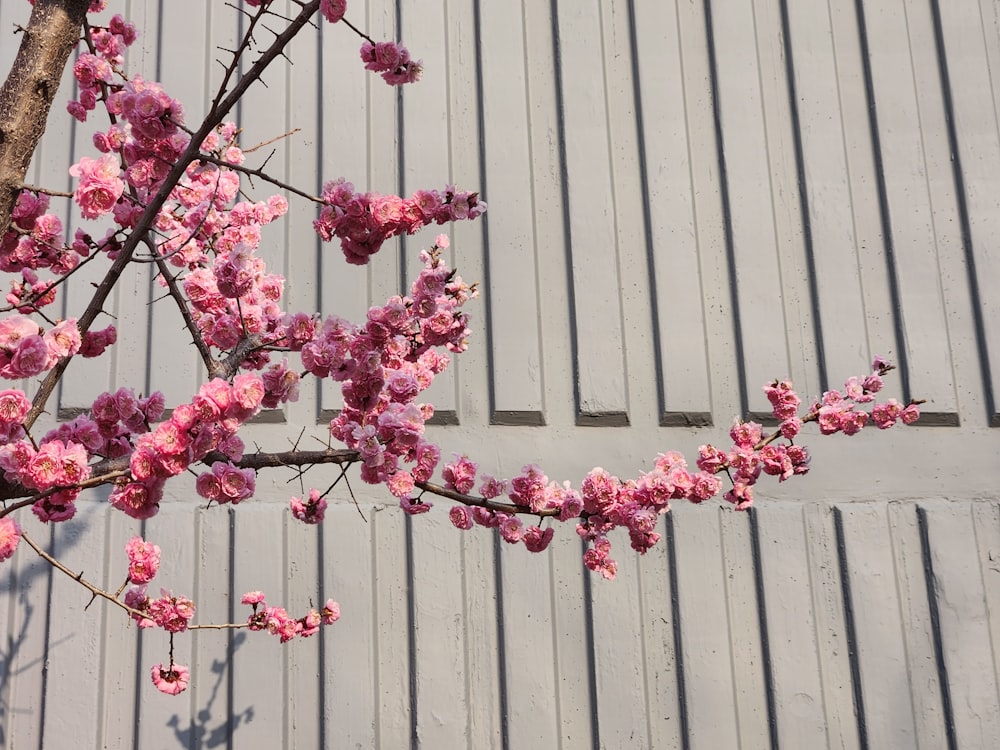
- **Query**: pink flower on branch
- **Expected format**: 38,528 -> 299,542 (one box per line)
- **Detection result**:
151,663 -> 189,696
125,536 -> 161,584
313,179 -> 485,264
0,517 -> 21,562
148,590 -> 195,633
289,489 -> 327,525
320,0 -> 347,23
69,154 -> 125,220
359,41 -> 422,85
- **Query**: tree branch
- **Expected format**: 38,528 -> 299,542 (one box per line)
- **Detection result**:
23,0 -> 324,431
0,0 -> 90,236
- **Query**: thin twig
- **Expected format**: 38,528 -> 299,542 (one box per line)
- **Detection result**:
196,153 -> 324,203
18,184 -> 73,198
152,255 -> 217,375
19,531 -> 147,619
244,128 -> 301,153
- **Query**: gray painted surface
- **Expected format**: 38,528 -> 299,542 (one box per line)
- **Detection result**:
1,0 -> 1000,747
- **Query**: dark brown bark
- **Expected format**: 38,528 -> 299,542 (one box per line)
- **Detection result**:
0,0 -> 89,236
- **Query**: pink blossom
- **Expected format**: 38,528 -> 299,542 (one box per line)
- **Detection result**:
109,479 -> 162,520
696,444 -> 728,474
498,514 -> 523,544
241,591 -> 266,606
724,482 -> 754,511
449,505 -> 474,530
0,516 -> 21,562
320,0 -> 347,22
583,538 -> 618,580
523,525 -> 554,553
148,590 -> 196,632
400,496 -> 432,515
442,454 -> 477,495
151,663 -> 189,696
32,492 -> 78,523
581,468 -> 619,516
298,609 -> 322,638
730,419 -> 763,448
689,471 -> 723,502
779,417 -> 801,439
125,585 -> 154,628
6,335 -> 50,378
321,599 -> 341,624
231,373 -> 265,414
200,462 -> 255,504
125,536 -> 161,583
473,506 -> 498,527
0,390 -> 30,423
387,470 -> 415,498
763,380 -> 801,420
289,488 -> 327,524
479,475 -> 507,499
69,154 -> 125,220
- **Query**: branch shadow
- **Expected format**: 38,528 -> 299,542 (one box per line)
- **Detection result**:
0,512 -> 88,745
165,631 -> 254,749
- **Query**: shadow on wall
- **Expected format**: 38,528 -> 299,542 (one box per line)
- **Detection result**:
0,519 -> 85,747
166,631 -> 254,749
0,586 -> 38,749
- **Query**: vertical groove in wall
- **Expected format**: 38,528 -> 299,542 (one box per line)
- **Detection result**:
314,11 -> 326,422
778,0 -> 827,393
702,0 -> 748,416
317,509 -> 327,749
852,0 -> 912,404
926,0 -> 997,426
395,1 -> 407,297
916,506 -> 958,750
748,510 -> 779,749
624,0 -> 666,422
549,0 -> 583,424
492,534 -> 510,750
225,507 -> 236,748
470,0 -> 498,421
833,507 -> 869,749
581,539 -> 601,750
37,526 -> 53,750
665,514 -> 690,750
404,513 -> 418,749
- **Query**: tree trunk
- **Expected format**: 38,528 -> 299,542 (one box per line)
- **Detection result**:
0,0 -> 89,235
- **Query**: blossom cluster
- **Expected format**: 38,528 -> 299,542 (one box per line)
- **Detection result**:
360,41 -> 423,85
0,191 -> 90,283
126,587 -> 195,633
406,358 -> 920,579
241,591 -> 340,643
0,437 -> 92,522
321,245 -> 477,491
0,516 -> 21,562
67,15 -> 138,121
125,535 -> 161,583
0,316 -> 81,379
151,663 -> 189,696
289,489 -> 328,524
313,178 -> 486,264
111,376 -> 262,520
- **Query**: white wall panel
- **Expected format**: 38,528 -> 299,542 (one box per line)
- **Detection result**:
2,0 -> 1000,747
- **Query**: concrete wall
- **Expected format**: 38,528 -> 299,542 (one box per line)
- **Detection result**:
1,0 -> 999,747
